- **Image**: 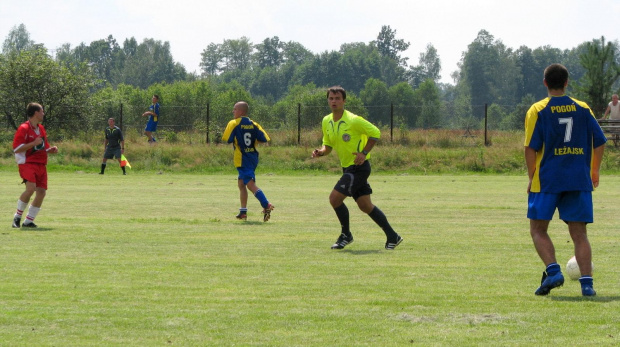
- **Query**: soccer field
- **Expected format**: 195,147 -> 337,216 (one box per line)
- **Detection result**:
1,172 -> 619,346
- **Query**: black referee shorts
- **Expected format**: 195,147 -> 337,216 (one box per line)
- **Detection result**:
334,160 -> 373,200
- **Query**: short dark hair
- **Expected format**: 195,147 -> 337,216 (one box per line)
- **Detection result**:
544,64 -> 569,90
327,86 -> 346,100
26,103 -> 42,117
153,94 -> 159,100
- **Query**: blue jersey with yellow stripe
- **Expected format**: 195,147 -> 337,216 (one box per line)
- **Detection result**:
524,95 -> 607,193
222,116 -> 270,169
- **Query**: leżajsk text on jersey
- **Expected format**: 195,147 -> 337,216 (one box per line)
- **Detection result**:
524,95 -> 607,193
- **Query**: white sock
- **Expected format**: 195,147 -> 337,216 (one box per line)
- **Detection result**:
15,199 -> 28,218
24,205 -> 41,224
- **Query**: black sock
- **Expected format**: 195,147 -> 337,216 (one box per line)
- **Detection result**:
334,203 -> 351,237
368,206 -> 398,239
121,166 -> 126,174
100,163 -> 106,173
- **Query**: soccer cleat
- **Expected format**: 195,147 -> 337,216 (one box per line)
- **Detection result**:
385,235 -> 403,250
21,221 -> 38,228
236,212 -> 247,220
331,233 -> 353,249
581,285 -> 596,297
12,216 -> 21,228
262,203 -> 274,222
534,271 -> 564,296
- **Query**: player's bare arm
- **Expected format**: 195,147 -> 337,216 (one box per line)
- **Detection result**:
353,138 -> 378,165
591,145 -> 605,188
312,145 -> 332,158
524,146 -> 537,193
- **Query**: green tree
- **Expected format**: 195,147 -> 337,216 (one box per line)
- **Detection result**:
413,80 -> 442,128
500,94 -> 536,130
360,78 -> 390,126
458,30 -> 519,116
374,25 -> 410,66
120,38 -> 186,88
1,24 -> 34,54
0,47 -> 95,131
514,46 -> 539,100
200,43 -> 222,76
281,41 -> 313,65
408,43 -> 441,88
389,82 -> 416,128
576,36 -> 620,116
255,36 -> 283,68
220,37 -> 253,72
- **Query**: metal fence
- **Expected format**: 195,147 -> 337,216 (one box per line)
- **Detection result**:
1,102 -> 506,146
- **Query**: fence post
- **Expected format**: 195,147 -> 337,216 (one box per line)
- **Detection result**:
484,103 -> 489,146
206,102 -> 210,144
297,103 -> 301,145
390,103 -> 394,142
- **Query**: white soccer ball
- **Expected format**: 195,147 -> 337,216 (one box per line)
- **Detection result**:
565,256 -> 594,280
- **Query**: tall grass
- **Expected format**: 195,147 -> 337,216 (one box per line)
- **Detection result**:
1,129 -> 619,174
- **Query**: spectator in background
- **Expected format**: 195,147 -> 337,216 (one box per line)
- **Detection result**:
142,94 -> 160,143
602,94 -> 620,120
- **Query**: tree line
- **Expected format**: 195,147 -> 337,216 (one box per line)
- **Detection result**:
1,24 -> 619,137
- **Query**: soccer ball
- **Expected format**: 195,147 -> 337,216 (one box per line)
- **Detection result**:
565,256 -> 594,280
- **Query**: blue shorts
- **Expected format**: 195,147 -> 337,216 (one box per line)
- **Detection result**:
527,191 -> 593,223
237,167 -> 256,185
145,120 -> 158,132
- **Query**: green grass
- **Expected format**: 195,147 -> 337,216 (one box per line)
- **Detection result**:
1,172 -> 620,346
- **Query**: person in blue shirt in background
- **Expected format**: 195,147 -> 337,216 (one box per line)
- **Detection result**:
142,94 -> 160,143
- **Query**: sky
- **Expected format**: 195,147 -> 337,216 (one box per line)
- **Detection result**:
1,0 -> 619,85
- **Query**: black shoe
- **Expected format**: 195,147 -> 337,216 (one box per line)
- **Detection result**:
21,221 -> 38,228
99,172 -> 104,175
235,212 -> 247,220
12,216 -> 21,228
331,233 -> 353,249
123,172 -> 126,175
385,235 -> 403,250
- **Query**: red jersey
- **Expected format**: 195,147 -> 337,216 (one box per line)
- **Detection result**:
13,121 -> 49,165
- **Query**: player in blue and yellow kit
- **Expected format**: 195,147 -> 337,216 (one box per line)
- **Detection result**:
222,101 -> 274,222
524,64 -> 606,296
142,94 -> 160,143
312,86 -> 402,250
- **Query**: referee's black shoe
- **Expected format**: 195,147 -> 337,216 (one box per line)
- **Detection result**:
385,235 -> 403,250
331,233 -> 353,249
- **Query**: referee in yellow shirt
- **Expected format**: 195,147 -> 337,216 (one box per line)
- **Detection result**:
312,86 -> 403,250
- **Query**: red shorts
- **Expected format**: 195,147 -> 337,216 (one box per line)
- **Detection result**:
18,163 -> 48,190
